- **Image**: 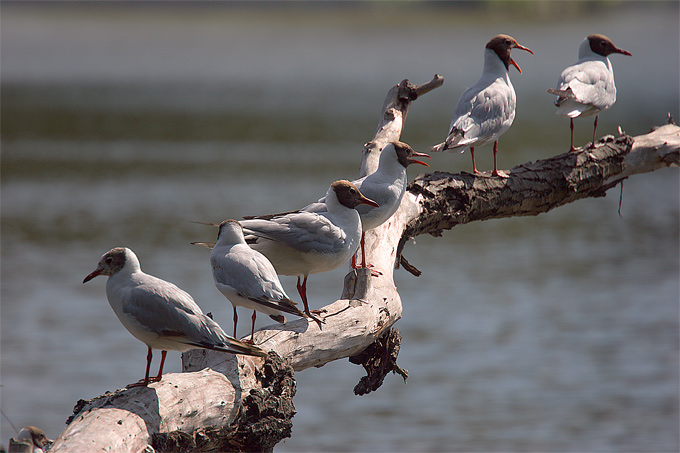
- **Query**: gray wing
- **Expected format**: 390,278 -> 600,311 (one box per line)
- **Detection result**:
211,245 -> 304,317
120,280 -> 265,356
449,79 -> 514,145
241,212 -> 347,254
556,61 -> 615,110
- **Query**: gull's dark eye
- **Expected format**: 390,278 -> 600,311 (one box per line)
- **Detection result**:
105,257 -> 113,264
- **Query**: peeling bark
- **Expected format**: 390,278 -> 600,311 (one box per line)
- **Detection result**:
349,328 -> 408,396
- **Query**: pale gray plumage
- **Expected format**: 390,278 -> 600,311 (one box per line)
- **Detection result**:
548,34 -> 631,150
431,34 -> 533,177
301,142 -> 429,267
83,247 -> 265,387
240,180 -> 378,316
210,219 -> 311,339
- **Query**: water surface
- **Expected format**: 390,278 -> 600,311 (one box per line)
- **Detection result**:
2,3 -> 678,451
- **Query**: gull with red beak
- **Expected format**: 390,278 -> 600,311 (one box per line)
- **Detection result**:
432,34 -> 533,177
302,141 -> 429,269
239,180 -> 378,318
83,247 -> 266,388
548,34 -> 631,151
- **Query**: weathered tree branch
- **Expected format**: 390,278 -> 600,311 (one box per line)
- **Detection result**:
50,73 -> 678,451
397,123 -> 679,271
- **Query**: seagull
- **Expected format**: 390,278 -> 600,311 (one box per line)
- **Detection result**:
14,426 -> 53,453
431,34 -> 533,177
303,141 -> 429,268
548,34 -> 631,151
83,247 -> 266,388
210,219 -> 318,340
239,180 -> 378,317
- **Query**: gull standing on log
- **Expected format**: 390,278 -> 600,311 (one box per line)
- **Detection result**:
210,219 -> 319,341
239,180 -> 378,318
431,34 -> 533,177
303,141 -> 429,269
548,34 -> 631,151
83,247 -> 266,388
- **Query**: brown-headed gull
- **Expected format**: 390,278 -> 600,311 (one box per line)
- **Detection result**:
303,141 -> 429,268
13,426 -> 53,453
431,34 -> 533,177
240,180 -> 378,317
83,247 -> 266,388
548,34 -> 631,151
210,219 -> 319,340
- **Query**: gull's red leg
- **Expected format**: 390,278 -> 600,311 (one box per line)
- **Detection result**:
232,306 -> 238,338
298,275 -> 323,327
151,350 -> 167,383
589,115 -> 599,149
470,146 -> 479,174
127,346 -> 153,388
248,310 -> 257,344
492,141 -> 509,178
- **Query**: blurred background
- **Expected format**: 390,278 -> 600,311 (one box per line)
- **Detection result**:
1,1 -> 678,451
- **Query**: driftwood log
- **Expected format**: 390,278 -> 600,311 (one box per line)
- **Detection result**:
50,76 -> 679,452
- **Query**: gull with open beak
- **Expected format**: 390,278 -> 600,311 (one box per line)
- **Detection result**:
548,34 -> 631,151
431,34 -> 533,177
302,141 -> 429,269
83,247 -> 266,388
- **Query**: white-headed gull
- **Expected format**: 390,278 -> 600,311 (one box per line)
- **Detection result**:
548,34 -> 631,151
431,34 -> 533,177
14,426 -> 53,453
83,247 -> 266,388
303,141 -> 429,268
239,180 -> 378,317
210,219 -> 319,340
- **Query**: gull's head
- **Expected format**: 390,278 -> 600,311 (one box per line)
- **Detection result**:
83,247 -> 130,283
587,34 -> 631,57
216,219 -> 244,244
331,180 -> 379,209
486,34 -> 533,73
391,141 -> 430,168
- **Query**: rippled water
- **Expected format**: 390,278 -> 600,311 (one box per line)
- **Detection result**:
2,3 -> 678,451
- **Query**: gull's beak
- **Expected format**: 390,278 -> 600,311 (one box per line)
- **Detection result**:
359,195 -> 379,208
83,268 -> 102,283
510,43 -> 533,74
410,151 -> 431,167
614,47 -> 632,56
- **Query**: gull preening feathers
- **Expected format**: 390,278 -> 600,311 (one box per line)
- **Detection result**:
431,34 -> 533,177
